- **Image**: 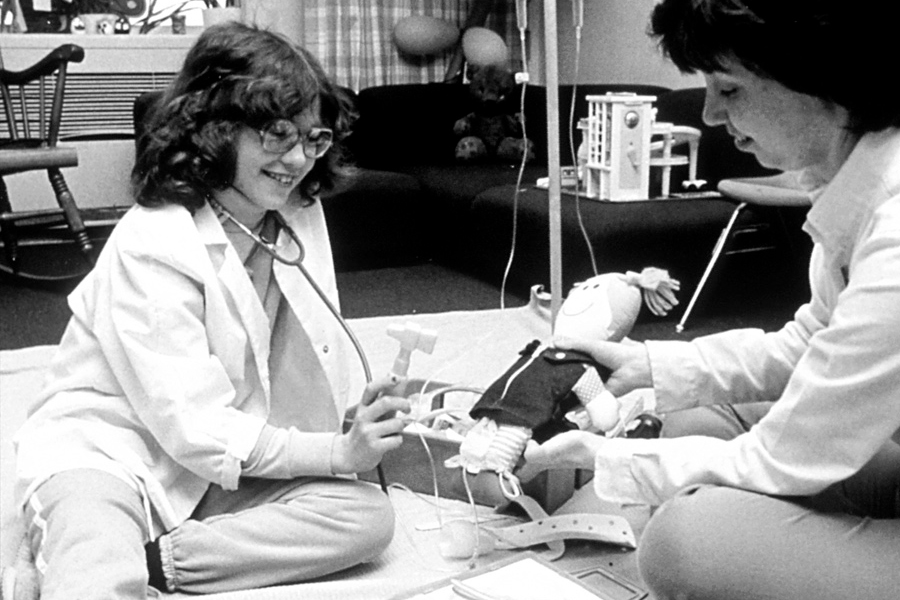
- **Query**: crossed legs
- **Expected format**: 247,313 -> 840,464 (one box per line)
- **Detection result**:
24,469 -> 394,600
640,404 -> 900,600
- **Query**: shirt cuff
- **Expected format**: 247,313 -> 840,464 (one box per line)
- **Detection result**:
645,339 -> 703,413
243,424 -> 336,479
592,438 -> 661,505
287,429 -> 337,477
221,413 -> 267,490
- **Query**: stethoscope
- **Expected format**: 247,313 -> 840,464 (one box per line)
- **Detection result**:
207,191 -> 373,383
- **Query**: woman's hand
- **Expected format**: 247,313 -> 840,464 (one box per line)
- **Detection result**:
331,376 -> 411,475
553,336 -> 653,397
515,430 -> 607,482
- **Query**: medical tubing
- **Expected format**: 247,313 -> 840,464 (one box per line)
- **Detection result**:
568,19 -> 598,276
459,463 -> 483,567
499,27 -> 531,312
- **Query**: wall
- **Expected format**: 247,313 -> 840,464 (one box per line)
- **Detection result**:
243,0 -> 702,90
527,0 -> 702,89
242,0 -> 304,43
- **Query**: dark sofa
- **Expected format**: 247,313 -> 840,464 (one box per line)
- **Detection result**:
328,81 -> 679,271
325,81 -> 801,303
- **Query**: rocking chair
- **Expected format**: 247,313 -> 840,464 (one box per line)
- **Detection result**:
0,43 -> 93,283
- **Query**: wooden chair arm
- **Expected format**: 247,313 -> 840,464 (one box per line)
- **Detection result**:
0,44 -> 85,85
0,147 -> 79,175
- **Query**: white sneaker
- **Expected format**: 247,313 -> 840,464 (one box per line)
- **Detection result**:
0,537 -> 39,600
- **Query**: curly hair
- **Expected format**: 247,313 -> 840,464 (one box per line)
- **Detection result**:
132,22 -> 355,211
649,0 -> 900,134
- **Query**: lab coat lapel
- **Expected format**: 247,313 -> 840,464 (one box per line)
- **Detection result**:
195,204 -> 273,400
273,203 -> 354,416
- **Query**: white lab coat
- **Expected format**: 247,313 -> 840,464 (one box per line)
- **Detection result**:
14,200 -> 360,535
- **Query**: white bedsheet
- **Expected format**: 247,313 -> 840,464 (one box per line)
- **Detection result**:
0,303 -> 647,598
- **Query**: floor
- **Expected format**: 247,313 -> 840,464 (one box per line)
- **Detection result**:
1,251 -> 807,351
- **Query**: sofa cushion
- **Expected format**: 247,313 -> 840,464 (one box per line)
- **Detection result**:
467,184 -> 762,301
397,163 -> 546,211
321,168 -> 429,271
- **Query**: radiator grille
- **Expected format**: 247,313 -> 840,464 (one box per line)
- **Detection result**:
3,72 -> 176,140
61,72 -> 175,138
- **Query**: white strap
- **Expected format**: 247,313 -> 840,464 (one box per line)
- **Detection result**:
496,495 -> 565,559
486,495 -> 637,561
490,512 -> 637,551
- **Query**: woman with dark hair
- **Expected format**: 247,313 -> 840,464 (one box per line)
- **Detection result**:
7,23 -> 408,600
519,1 -> 900,599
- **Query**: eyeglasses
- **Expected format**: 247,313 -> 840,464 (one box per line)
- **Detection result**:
257,120 -> 333,158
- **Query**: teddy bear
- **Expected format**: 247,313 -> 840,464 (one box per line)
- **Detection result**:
453,64 -> 534,164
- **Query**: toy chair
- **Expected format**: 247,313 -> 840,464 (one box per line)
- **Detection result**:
676,172 -> 813,332
650,122 -> 701,197
1,44 -> 93,282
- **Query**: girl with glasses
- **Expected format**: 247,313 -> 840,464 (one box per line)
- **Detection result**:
7,22 -> 409,600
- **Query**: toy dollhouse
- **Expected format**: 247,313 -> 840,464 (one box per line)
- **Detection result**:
580,93 -> 702,201
583,93 -> 657,201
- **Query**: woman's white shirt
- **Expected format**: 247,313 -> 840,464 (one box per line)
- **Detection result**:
594,128 -> 900,505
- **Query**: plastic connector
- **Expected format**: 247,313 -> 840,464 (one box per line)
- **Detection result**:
386,322 -> 438,379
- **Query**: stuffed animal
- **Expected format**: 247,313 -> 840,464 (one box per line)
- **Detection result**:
453,64 -> 534,164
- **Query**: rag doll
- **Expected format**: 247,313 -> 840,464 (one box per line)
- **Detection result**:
447,268 -> 679,505
453,64 -> 534,164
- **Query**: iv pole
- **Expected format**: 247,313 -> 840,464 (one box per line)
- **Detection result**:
542,0 -> 564,328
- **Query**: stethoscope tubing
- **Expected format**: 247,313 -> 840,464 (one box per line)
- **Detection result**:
208,195 -> 373,383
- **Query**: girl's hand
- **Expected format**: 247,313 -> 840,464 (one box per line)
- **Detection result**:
553,336 -> 653,397
515,430 -> 607,483
331,376 -> 411,475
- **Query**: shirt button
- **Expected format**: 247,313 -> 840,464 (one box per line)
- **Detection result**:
322,345 -> 329,354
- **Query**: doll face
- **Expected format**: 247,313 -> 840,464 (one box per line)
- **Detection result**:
702,59 -> 855,183
554,274 -> 641,343
214,109 -> 322,226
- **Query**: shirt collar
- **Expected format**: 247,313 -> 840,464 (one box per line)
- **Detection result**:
195,201 -> 229,246
803,128 -> 900,256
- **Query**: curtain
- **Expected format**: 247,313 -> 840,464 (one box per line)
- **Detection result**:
300,0 -> 521,92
